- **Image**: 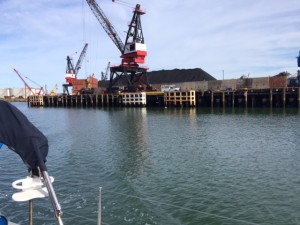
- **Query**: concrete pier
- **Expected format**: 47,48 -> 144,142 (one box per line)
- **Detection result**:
27,88 -> 300,108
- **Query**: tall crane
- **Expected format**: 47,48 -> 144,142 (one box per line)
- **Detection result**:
85,0 -> 149,92
64,43 -> 89,94
297,50 -> 300,85
25,76 -> 44,95
12,68 -> 43,96
65,43 -> 88,84
75,43 -> 89,76
101,61 -> 110,80
49,84 -> 58,96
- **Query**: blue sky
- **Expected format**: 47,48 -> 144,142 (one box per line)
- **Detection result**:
1,0 -> 300,92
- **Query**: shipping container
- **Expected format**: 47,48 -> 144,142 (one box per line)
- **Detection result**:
72,79 -> 86,86
87,77 -> 98,88
269,76 -> 287,88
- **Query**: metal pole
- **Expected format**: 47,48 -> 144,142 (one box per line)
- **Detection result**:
29,199 -> 33,225
41,170 -> 64,225
97,187 -> 102,225
28,171 -> 33,225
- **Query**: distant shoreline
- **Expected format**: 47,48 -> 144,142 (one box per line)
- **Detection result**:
0,98 -> 27,103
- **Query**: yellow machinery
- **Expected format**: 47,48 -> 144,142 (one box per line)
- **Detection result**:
49,85 -> 58,96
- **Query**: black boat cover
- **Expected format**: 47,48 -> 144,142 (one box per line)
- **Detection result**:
0,100 -> 48,174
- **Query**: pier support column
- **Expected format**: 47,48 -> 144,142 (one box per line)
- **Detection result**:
251,93 -> 255,108
244,91 -> 248,107
211,91 -> 214,107
222,92 -> 225,107
283,88 -> 286,107
232,92 -> 235,107
180,92 -> 182,107
298,88 -> 300,108
270,89 -> 273,107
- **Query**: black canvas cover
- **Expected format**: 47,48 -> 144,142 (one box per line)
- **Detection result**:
0,100 -> 48,174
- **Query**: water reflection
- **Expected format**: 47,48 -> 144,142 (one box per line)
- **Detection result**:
114,108 -> 150,179
3,104 -> 300,225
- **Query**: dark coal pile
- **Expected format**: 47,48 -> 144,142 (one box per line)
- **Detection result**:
98,68 -> 216,88
147,68 -> 216,84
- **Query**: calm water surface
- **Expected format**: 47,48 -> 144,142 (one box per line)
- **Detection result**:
1,103 -> 300,225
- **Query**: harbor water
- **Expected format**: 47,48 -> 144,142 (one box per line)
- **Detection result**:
1,103 -> 300,225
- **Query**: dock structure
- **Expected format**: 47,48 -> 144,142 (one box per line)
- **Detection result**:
28,95 -> 44,107
121,92 -> 147,107
198,87 -> 300,108
41,93 -> 119,108
164,90 -> 196,107
27,87 -> 300,108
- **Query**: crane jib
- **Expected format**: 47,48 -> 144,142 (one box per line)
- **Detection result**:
75,43 -> 88,76
86,0 -> 125,53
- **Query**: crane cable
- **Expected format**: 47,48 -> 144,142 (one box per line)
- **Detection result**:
82,0 -> 99,79
82,0 -> 139,78
112,0 -> 135,9
82,0 -> 88,78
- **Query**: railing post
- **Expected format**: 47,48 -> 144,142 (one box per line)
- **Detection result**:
98,187 -> 102,225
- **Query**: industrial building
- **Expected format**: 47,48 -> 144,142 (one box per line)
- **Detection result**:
0,88 -> 37,100
98,68 -> 300,92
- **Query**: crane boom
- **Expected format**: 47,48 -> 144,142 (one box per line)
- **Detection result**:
75,43 -> 88,76
85,0 -> 149,91
25,76 -> 44,95
86,0 -> 124,53
65,43 -> 88,84
297,50 -> 300,67
101,61 -> 110,80
12,68 -> 36,96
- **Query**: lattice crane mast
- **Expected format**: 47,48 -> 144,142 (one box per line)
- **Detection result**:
65,56 -> 75,77
12,68 -> 42,96
86,0 -> 124,53
101,61 -> 110,80
65,43 -> 88,84
85,0 -> 149,91
86,0 -> 147,66
75,43 -> 89,76
25,76 -> 44,95
122,3 -> 147,66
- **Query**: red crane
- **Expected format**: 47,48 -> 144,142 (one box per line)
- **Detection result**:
12,68 -> 43,96
85,0 -> 149,92
25,76 -> 44,95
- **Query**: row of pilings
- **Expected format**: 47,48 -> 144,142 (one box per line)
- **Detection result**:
28,88 -> 300,108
